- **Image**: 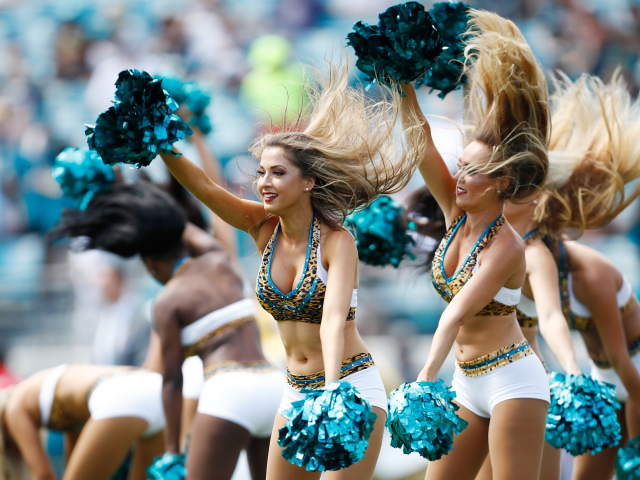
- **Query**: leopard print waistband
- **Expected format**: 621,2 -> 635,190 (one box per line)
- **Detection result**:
456,339 -> 534,377
286,352 -> 375,390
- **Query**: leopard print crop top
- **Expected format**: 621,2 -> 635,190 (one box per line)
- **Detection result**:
256,215 -> 356,324
431,213 -> 519,316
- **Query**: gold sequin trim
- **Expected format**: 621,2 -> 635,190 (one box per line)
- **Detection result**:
456,339 -> 534,377
203,360 -> 276,380
182,316 -> 255,359
286,352 -> 375,390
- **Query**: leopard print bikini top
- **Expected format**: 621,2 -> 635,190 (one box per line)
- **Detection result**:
431,213 -> 519,316
256,214 -> 357,324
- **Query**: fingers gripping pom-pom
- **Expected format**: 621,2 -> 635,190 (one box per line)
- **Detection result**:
424,2 -> 473,99
277,382 -> 377,471
347,2 -> 444,90
52,148 -> 114,210
146,453 -> 185,480
546,372 -> 621,456
387,380 -> 468,460
346,195 -> 415,268
616,436 -> 640,480
85,69 -> 193,169
156,73 -> 213,135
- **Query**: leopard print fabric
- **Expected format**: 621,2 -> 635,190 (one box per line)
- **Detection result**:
456,339 -> 534,377
256,215 -> 356,324
431,214 -> 516,316
286,353 -> 375,390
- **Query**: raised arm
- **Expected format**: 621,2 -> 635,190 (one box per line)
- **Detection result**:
320,230 -> 359,383
399,83 -> 458,220
418,236 -> 524,381
582,272 -> 640,414
160,150 -> 267,239
526,243 -> 581,375
152,294 -> 184,455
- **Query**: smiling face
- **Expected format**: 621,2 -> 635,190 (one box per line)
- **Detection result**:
256,147 -> 315,216
454,141 -> 507,212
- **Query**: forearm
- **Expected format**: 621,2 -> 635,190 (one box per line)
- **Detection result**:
320,321 -> 345,383
160,151 -> 215,205
162,378 -> 183,454
418,316 -> 460,381
612,358 -> 640,411
538,314 -> 581,375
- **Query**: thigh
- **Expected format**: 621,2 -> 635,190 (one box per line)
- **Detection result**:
475,454 -> 492,480
425,404 -> 490,480
63,417 -> 148,480
128,432 -> 164,480
324,407 -> 386,480
572,404 -> 628,480
246,436 -> 270,480
186,412 -> 251,480
488,399 -> 548,480
627,398 -> 640,439
539,442 -> 561,480
266,414 -> 322,480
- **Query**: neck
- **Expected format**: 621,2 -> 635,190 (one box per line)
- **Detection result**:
278,204 -> 315,244
503,203 -> 538,237
464,202 -> 504,235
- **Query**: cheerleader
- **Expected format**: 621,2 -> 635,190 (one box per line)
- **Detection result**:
0,365 -> 164,480
400,11 -> 551,480
50,181 -> 283,480
157,56 -> 424,479
533,71 -> 640,480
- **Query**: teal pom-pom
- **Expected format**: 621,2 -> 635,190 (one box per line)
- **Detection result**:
156,73 -> 212,135
347,2 -> 444,90
146,453 -> 185,480
387,380 -> 468,460
546,372 -> 621,456
346,196 -> 414,268
616,436 -> 640,480
86,69 -> 193,169
52,148 -> 114,210
278,381 -> 377,472
424,2 -> 473,99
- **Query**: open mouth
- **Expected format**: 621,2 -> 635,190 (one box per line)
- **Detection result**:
263,192 -> 278,203
456,187 -> 467,195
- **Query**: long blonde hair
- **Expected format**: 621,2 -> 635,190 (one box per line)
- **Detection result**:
534,69 -> 640,236
249,53 -> 426,229
462,10 -> 549,202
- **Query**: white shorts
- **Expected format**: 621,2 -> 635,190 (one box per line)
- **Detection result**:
88,371 -> 166,438
589,350 -> 640,403
182,356 -> 205,400
452,354 -> 550,418
197,368 -> 285,438
278,366 -> 388,416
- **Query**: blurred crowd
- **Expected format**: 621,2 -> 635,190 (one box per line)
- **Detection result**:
1,0 -> 640,381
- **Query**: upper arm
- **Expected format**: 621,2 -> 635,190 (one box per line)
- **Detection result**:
320,231 -> 358,327
152,294 -> 184,381
182,222 -> 221,256
526,244 -> 563,321
444,238 -> 523,323
400,84 -> 458,219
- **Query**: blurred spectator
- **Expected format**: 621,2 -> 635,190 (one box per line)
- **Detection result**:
0,343 -> 19,389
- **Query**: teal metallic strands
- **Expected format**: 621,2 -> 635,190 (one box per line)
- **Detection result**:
546,372 -> 621,456
347,2 -> 444,91
85,69 -> 193,169
616,435 -> 640,480
387,380 -> 468,460
156,72 -> 212,135
278,381 -> 377,471
346,195 -> 414,268
146,453 -> 185,480
424,2 -> 473,99
52,148 -> 114,210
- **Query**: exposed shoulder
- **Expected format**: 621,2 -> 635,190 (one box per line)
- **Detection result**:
487,222 -> 524,260
322,227 -> 357,256
151,284 -> 180,325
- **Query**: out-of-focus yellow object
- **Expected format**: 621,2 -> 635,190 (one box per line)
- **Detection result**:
240,35 -> 305,125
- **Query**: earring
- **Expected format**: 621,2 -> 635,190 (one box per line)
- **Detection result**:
497,189 -> 502,194
533,200 -> 538,205
305,188 -> 309,191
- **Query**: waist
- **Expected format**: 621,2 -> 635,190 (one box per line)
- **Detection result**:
203,360 -> 276,380
182,316 -> 256,359
456,339 -> 534,377
286,352 -> 375,390
591,335 -> 640,369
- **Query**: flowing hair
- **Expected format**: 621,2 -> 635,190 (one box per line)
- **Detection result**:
534,69 -> 640,236
461,9 -> 549,202
248,53 -> 426,229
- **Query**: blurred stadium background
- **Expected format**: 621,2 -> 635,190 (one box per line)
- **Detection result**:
0,0 -> 639,478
